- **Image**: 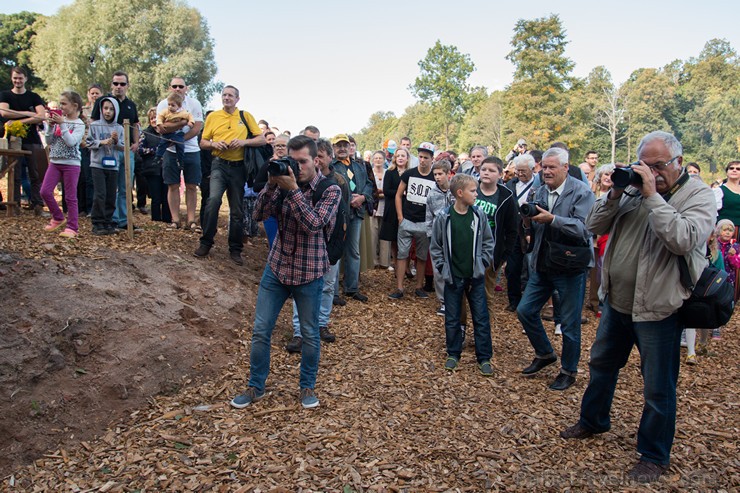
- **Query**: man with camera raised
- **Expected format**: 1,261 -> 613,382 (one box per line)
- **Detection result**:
230,135 -> 341,410
516,147 -> 595,391
559,131 -> 715,483
195,85 -> 265,265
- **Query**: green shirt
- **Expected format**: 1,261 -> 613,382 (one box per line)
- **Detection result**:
450,207 -> 474,278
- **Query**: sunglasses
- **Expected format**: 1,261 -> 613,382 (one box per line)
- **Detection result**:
728,167 -> 740,171
112,82 -> 127,86
171,84 -> 185,89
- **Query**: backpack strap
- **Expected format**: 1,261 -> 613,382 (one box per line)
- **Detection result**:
238,111 -> 253,139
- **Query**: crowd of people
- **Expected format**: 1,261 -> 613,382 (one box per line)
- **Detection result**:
1,67 -> 738,484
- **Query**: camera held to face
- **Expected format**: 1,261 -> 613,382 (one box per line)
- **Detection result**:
520,201 -> 549,217
611,162 -> 643,188
267,156 -> 300,178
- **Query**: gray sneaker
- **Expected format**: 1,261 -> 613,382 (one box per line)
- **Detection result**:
230,387 -> 264,409
444,356 -> 459,371
478,360 -> 493,376
300,388 -> 319,409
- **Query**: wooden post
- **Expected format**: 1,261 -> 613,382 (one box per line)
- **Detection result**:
123,119 -> 134,239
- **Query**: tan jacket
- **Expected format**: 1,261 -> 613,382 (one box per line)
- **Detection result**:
588,176 -> 716,321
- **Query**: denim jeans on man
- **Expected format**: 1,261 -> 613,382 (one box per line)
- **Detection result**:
578,300 -> 682,465
199,157 -> 245,253
293,261 -> 339,336
112,150 -> 135,227
249,265 -> 323,393
517,270 -> 586,374
444,275 -> 492,362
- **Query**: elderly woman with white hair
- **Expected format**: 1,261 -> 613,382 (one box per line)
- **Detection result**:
593,163 -> 615,198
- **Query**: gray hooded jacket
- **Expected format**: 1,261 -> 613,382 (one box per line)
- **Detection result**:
86,96 -> 124,170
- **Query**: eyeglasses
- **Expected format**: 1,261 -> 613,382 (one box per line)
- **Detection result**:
112,81 -> 127,86
171,84 -> 185,89
644,155 -> 679,171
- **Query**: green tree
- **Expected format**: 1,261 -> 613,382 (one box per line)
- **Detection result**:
409,40 -> 479,149
620,68 -> 678,162
30,0 -> 218,113
675,39 -> 740,171
353,111 -> 398,154
0,12 -> 45,90
504,14 -> 579,152
458,91 -> 505,157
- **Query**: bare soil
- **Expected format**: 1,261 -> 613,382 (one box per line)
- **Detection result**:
1,207 -> 738,491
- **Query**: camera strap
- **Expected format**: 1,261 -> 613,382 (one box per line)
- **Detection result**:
661,171 -> 690,202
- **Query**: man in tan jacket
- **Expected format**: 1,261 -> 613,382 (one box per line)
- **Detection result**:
559,131 -> 716,483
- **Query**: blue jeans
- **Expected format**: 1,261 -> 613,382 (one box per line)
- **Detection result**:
112,150 -> 135,227
444,276 -> 492,362
157,131 -> 185,164
517,270 -> 586,374
578,300 -> 683,465
199,158 -> 245,252
248,265 -> 323,393
292,262 -> 339,336
341,217 -> 363,294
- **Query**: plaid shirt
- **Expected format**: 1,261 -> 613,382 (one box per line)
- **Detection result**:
254,173 -> 341,285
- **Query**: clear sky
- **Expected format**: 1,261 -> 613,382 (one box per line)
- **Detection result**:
4,0 -> 740,138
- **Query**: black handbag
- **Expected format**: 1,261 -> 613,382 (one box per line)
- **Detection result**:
545,240 -> 592,273
239,112 -> 273,187
677,256 -> 735,328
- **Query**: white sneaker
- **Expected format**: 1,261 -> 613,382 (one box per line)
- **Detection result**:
387,266 -> 395,272
554,324 -> 562,335
680,329 -> 688,347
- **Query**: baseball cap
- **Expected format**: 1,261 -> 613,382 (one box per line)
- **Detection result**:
517,138 -> 527,146
387,140 -> 397,154
331,134 -> 350,145
418,142 -> 436,154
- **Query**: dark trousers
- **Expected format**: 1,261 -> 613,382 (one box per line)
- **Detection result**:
14,143 -> 44,206
505,240 -> 527,306
145,174 -> 171,223
91,168 -> 118,229
135,169 -> 149,208
199,158 -> 245,253
77,148 -> 94,214
199,172 -> 211,228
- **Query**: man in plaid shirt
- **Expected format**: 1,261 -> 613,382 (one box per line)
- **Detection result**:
230,135 -> 341,410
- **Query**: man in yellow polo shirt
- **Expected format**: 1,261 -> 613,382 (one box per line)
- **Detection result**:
195,85 -> 265,265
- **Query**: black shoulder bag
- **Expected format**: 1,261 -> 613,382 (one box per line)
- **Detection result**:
663,172 -> 735,328
239,111 -> 273,187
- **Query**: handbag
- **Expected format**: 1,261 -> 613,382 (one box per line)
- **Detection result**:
544,240 -> 592,273
239,112 -> 273,187
677,256 -> 735,328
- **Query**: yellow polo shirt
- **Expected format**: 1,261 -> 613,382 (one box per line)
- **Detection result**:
202,107 -> 262,162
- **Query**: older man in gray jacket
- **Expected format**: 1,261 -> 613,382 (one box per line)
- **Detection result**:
559,131 -> 716,483
516,147 -> 595,391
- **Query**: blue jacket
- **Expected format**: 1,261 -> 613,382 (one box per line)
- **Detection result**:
528,175 -> 595,273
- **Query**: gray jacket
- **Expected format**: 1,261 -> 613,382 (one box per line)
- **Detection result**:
528,175 -> 596,272
587,175 -> 716,322
425,184 -> 452,236
430,205 -> 494,284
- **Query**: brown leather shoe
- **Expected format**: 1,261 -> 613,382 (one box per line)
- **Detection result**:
559,422 -> 595,439
628,459 -> 668,483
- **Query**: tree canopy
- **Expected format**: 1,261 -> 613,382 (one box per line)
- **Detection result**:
356,19 -> 738,177
0,12 -> 45,90
30,0 -> 219,111
409,40 -> 480,149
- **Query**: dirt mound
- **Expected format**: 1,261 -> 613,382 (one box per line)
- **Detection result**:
0,212 -> 267,475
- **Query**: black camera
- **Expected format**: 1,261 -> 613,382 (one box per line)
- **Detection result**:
267,156 -> 300,177
611,162 -> 642,188
520,201 -> 548,217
